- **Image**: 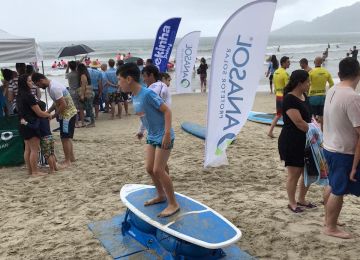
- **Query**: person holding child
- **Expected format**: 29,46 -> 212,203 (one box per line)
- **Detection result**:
16,74 -> 51,177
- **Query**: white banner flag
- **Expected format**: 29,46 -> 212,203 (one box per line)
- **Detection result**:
175,31 -> 201,93
204,0 -> 277,167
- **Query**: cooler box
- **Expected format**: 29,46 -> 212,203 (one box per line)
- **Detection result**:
0,116 -> 24,166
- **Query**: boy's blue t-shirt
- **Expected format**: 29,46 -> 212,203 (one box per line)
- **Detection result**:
133,87 -> 175,143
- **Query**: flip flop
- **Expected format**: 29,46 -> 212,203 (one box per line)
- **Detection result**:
158,207 -> 180,218
297,202 -> 317,208
288,205 -> 304,213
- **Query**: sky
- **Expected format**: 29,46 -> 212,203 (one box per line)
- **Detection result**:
0,0 -> 359,41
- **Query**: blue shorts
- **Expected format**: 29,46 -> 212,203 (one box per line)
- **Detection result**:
146,139 -> 174,150
324,149 -> 360,196
309,96 -> 325,116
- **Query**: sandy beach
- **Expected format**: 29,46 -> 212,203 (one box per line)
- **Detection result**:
1,91 -> 359,259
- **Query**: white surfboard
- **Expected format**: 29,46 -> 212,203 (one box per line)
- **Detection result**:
120,184 -> 242,249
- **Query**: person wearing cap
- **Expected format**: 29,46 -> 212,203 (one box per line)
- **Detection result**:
88,61 -> 102,119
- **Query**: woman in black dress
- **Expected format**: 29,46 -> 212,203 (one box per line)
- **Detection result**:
198,57 -> 208,93
278,70 -> 315,213
17,74 -> 50,177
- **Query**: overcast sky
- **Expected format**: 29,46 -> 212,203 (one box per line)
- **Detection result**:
0,0 -> 358,41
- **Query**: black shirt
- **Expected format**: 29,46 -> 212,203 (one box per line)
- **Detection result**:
16,92 -> 38,123
282,93 -> 311,131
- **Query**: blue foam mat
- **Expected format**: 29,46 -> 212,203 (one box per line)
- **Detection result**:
88,214 -> 255,259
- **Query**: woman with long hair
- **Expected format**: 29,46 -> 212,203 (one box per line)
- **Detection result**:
197,57 -> 208,93
278,70 -> 315,213
77,63 -> 95,127
16,74 -> 50,177
266,55 -> 279,94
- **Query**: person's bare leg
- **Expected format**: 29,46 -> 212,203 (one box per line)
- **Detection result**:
110,102 -> 115,119
95,104 -> 99,119
153,148 -> 179,217
144,145 -> 166,206
24,140 -> 31,175
69,140 -> 75,162
268,115 -> 280,138
298,173 -> 311,204
47,155 -> 57,173
286,166 -> 302,210
124,101 -> 129,116
117,103 -> 122,118
29,137 -> 46,176
165,164 -> 169,175
79,109 -> 85,126
324,194 -> 351,239
61,138 -> 72,167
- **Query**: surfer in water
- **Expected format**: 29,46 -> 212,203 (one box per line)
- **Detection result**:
117,63 -> 180,218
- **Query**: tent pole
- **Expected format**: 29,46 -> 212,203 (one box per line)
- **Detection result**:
41,61 -> 49,110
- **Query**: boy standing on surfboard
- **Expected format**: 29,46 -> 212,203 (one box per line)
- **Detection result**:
117,63 -> 180,218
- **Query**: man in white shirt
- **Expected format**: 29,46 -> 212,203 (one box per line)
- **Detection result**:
32,73 -> 77,168
323,57 -> 360,239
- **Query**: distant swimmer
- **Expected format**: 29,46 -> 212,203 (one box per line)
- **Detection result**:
328,43 -> 330,49
299,58 -> 312,73
322,48 -> 329,62
277,45 -> 280,52
350,46 -> 358,60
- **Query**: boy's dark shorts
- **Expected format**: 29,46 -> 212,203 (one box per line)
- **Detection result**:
324,149 -> 360,196
59,115 -> 76,139
146,139 -> 174,150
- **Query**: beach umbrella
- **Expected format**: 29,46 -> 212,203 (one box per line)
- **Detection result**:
124,56 -> 142,64
57,44 -> 94,58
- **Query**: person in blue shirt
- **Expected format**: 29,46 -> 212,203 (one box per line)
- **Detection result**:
100,63 -> 108,112
105,59 -> 121,119
88,61 -> 102,118
116,63 -> 179,218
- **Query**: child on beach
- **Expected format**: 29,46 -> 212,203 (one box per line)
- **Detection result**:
20,100 -> 59,173
117,63 -> 179,218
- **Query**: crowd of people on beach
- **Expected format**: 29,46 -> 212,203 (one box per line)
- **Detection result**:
265,46 -> 360,239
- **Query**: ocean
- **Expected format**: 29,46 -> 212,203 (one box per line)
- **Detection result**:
4,33 -> 360,92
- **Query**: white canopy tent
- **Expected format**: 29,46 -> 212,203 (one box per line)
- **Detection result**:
0,29 -> 43,63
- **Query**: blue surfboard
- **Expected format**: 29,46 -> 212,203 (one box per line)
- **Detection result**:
120,184 -> 242,249
247,111 -> 284,126
181,121 -> 206,140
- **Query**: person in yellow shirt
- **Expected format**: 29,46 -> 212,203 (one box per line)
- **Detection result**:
309,56 -> 334,129
268,56 -> 290,138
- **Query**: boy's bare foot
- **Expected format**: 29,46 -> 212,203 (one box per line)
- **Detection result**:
86,123 -> 95,128
158,204 -> 180,218
144,196 -> 166,206
31,172 -> 47,177
324,228 -> 352,239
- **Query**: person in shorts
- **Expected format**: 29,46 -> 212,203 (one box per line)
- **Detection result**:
21,100 -> 59,173
268,56 -> 290,138
32,73 -> 77,168
323,57 -> 360,239
117,63 -> 179,218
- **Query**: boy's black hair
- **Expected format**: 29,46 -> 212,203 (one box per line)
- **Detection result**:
142,64 -> 160,81
108,59 -> 115,67
26,65 -> 34,74
15,63 -> 26,75
338,57 -> 360,80
116,62 -> 140,83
